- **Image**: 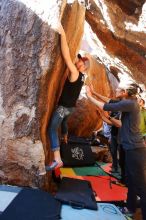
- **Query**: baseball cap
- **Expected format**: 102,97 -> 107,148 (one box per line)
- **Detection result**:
126,83 -> 139,96
77,54 -> 90,70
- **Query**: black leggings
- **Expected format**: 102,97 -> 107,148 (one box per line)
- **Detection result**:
125,148 -> 146,220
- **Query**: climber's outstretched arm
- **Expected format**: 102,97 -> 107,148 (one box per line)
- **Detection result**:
57,24 -> 79,82
86,86 -> 104,110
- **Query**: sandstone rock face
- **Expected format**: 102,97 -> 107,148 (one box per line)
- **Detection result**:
107,0 -> 145,16
0,0 -> 145,188
68,56 -> 114,137
0,0 -> 85,187
85,0 -> 146,86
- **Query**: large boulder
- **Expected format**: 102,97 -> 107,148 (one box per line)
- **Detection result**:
0,0 -> 85,187
0,0 -> 145,188
85,0 -> 146,86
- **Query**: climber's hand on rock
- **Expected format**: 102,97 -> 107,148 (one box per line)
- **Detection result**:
55,23 -> 65,35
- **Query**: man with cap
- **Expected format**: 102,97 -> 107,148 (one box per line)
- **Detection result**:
86,84 -> 146,220
46,24 -> 90,171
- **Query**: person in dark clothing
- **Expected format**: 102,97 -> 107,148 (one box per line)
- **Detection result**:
109,110 -> 121,172
118,143 -> 126,184
86,84 -> 146,220
99,109 -> 126,182
90,87 -> 125,174
46,24 -> 90,171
